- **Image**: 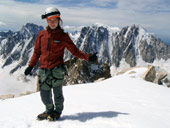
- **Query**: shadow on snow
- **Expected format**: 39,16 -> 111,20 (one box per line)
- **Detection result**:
60,111 -> 129,122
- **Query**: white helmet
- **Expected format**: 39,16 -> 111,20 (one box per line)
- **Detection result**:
41,7 -> 60,19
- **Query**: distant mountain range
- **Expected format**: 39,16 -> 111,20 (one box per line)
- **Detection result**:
0,23 -> 170,84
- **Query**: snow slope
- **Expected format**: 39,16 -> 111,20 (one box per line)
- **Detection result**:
0,68 -> 170,128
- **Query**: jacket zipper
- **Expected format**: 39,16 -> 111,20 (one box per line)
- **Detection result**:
47,38 -> 51,69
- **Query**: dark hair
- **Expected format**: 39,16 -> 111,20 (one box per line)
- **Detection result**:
57,17 -> 63,30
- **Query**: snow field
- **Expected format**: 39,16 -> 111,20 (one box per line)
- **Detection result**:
0,67 -> 170,128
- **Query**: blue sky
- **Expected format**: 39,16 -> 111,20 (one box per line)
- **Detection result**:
15,0 -> 118,8
0,0 -> 170,44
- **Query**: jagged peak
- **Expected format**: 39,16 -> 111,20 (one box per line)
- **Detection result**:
88,23 -> 120,33
24,23 -> 44,30
93,23 -> 106,27
121,24 -> 155,40
20,23 -> 44,35
0,30 -> 13,36
126,24 -> 151,35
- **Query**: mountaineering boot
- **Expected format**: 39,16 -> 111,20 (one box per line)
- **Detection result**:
53,110 -> 61,120
37,111 -> 48,120
47,111 -> 61,121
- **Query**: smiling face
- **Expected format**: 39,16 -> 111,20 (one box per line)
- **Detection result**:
47,18 -> 59,29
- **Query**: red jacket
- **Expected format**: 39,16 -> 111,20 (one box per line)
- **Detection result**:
29,27 -> 89,69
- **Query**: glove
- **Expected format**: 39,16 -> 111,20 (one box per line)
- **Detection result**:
89,53 -> 98,63
24,66 -> 33,76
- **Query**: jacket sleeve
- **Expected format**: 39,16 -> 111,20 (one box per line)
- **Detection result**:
29,33 -> 41,67
64,33 -> 89,61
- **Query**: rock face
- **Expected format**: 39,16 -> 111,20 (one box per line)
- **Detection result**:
141,65 -> 170,87
0,30 -> 13,42
0,23 -> 170,85
154,72 -> 167,85
0,94 -> 14,100
163,78 -> 170,87
142,66 -> 156,82
64,58 -> 111,85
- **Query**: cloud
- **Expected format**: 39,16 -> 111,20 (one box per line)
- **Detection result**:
0,21 -> 6,26
117,0 -> 170,14
0,0 -> 45,30
89,0 -> 118,8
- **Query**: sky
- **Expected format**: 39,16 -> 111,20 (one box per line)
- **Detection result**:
0,0 -> 170,44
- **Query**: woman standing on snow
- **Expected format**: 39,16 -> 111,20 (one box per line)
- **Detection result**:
24,7 -> 97,121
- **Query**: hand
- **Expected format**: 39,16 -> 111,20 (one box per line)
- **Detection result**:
24,66 -> 33,76
89,53 -> 98,63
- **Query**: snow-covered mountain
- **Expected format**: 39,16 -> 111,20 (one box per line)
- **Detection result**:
0,23 -> 170,83
0,67 -> 170,128
65,23 -> 170,66
0,23 -> 43,73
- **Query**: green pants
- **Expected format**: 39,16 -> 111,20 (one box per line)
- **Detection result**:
39,65 -> 65,115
